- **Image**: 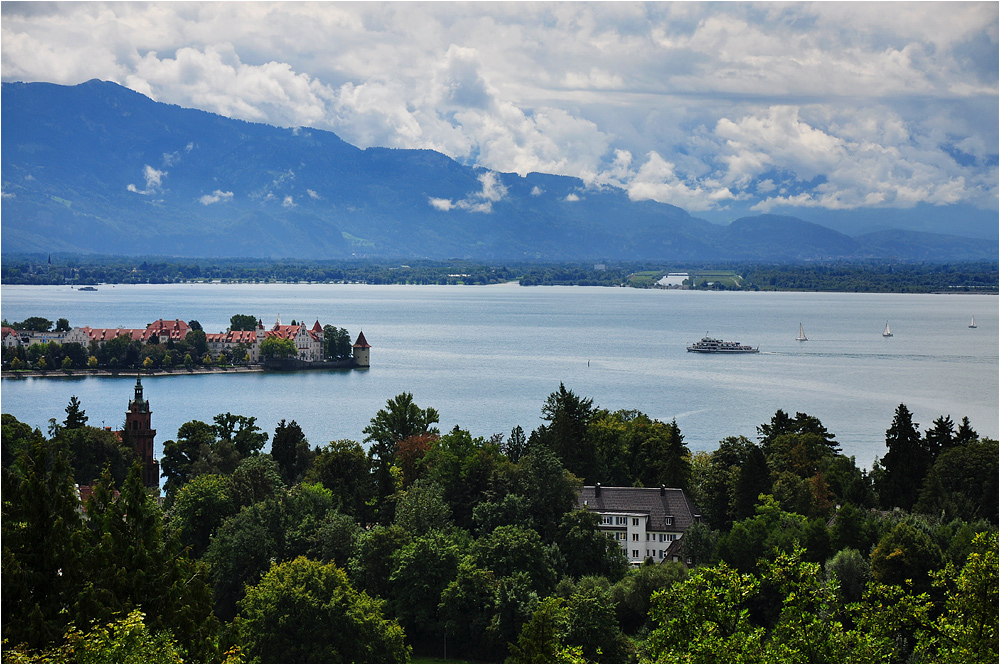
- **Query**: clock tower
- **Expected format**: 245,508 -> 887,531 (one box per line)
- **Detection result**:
125,376 -> 160,488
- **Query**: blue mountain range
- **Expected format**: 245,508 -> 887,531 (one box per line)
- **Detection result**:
1,80 -> 994,262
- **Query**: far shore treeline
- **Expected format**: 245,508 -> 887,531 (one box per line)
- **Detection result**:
3,255 -> 999,293
2,384 -> 997,663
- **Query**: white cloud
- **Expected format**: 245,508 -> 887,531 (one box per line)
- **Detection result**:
429,197 -> 454,211
428,170 -> 508,213
307,189 -> 321,199
199,189 -> 234,205
1,2 -> 996,216
282,195 -> 295,208
127,165 -> 167,195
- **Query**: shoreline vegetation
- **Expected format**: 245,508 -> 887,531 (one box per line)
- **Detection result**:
2,256 -> 998,293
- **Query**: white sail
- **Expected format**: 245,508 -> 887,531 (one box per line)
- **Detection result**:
796,323 -> 807,341
882,321 -> 892,337
969,315 -> 977,329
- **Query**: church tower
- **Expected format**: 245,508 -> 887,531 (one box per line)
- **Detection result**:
126,376 -> 160,488
352,331 -> 371,367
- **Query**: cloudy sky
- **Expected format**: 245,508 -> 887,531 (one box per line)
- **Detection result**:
2,1 -> 997,221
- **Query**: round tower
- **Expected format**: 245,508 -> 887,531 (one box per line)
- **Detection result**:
352,331 -> 371,367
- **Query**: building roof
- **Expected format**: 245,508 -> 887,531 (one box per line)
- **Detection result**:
312,320 -> 323,333
353,330 -> 371,348
577,485 -> 701,532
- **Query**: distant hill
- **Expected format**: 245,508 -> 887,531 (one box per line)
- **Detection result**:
1,80 -> 994,262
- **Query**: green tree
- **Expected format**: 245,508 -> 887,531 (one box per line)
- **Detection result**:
236,556 -> 409,664
305,439 -> 372,519
270,419 -> 316,485
916,438 -> 999,524
229,314 -> 258,331
258,336 -> 296,359
62,396 -> 88,429
871,521 -> 944,595
167,474 -> 235,558
533,383 -> 596,481
227,454 -> 285,509
474,524 -> 557,595
389,528 -> 467,650
913,532 -> 998,663
364,392 -> 440,520
57,425 -> 136,487
556,509 -> 629,581
54,318 -> 71,333
561,580 -> 632,662
878,404 -> 930,510
1,435 -> 86,649
323,324 -> 352,359
348,524 -> 411,601
4,610 -> 185,664
393,478 -> 453,536
609,561 -> 688,633
213,412 -> 268,458
15,316 -> 53,332
76,466 -> 219,661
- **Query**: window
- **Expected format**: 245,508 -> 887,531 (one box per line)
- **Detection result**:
632,533 -> 638,541
646,533 -> 650,540
659,534 -> 666,542
602,516 -> 612,525
632,550 -> 639,559
665,516 -> 674,526
632,518 -> 639,526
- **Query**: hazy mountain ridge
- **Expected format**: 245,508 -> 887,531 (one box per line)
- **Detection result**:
1,80 -> 992,262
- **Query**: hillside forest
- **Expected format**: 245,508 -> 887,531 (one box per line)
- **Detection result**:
2,386 -> 997,663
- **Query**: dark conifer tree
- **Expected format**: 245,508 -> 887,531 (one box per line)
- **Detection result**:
924,414 -> 956,460
877,404 -> 930,511
63,395 -> 88,429
1,435 -> 85,649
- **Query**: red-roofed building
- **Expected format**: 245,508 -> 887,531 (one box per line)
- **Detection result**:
265,316 -> 324,362
352,330 -> 371,367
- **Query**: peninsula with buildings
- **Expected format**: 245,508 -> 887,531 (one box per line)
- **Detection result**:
1,315 -> 370,377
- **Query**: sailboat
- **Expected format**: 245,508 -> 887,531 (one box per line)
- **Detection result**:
969,315 -> 977,329
796,323 -> 808,341
882,321 -> 893,337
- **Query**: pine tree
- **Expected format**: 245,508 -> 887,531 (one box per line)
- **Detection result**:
77,465 -> 220,661
1,435 -> 86,649
878,404 -> 930,511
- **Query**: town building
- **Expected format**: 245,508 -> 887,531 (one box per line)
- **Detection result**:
10,316 -> 370,368
265,317 -> 324,362
577,484 -> 702,565
123,376 -> 160,488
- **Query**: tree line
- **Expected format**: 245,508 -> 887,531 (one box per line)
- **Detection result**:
4,254 -> 996,292
2,387 -> 996,662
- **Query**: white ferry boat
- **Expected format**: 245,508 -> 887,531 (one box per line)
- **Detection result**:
686,334 -> 759,353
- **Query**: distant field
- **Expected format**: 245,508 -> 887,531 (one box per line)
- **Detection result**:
690,270 -> 742,288
627,270 -> 664,287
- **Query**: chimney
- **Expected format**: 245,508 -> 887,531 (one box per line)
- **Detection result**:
595,483 -> 601,497
660,484 -> 666,496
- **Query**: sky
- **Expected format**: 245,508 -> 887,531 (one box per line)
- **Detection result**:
2,1 -> 998,222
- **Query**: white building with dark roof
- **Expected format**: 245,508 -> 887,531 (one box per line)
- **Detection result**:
577,484 -> 702,565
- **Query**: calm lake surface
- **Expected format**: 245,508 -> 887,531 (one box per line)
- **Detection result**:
2,284 -> 997,475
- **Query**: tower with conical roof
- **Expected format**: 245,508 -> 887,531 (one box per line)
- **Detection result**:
125,375 -> 160,487
352,331 -> 371,367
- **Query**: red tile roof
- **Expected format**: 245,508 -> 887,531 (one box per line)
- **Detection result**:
353,330 -> 371,348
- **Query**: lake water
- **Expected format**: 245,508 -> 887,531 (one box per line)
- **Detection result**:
1,284 -> 997,477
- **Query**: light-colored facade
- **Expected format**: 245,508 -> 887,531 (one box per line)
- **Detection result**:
577,484 -> 701,565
